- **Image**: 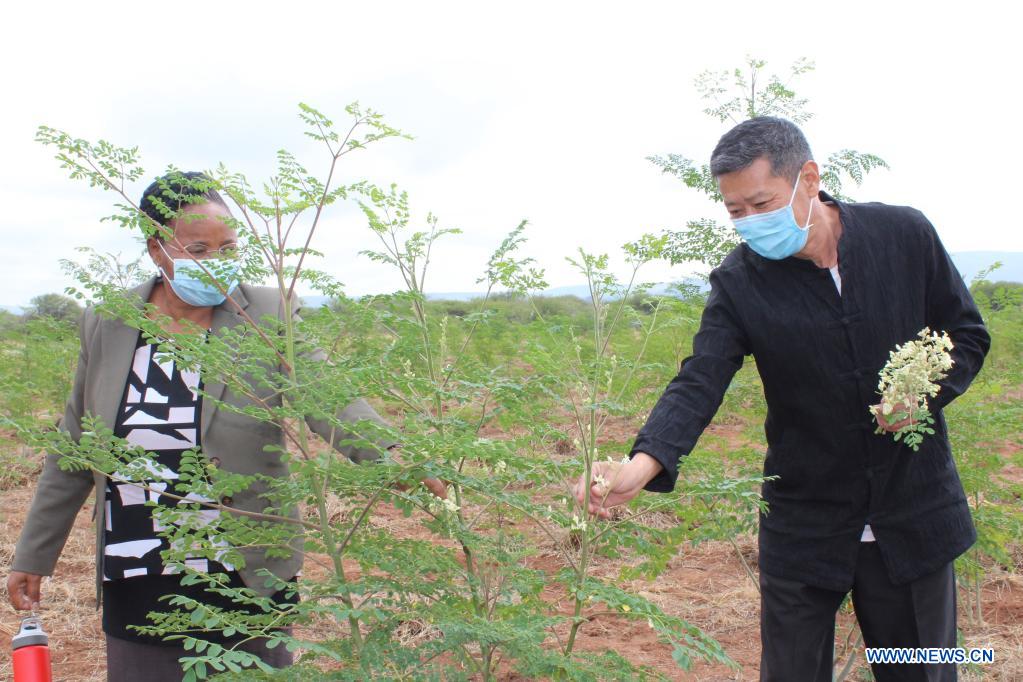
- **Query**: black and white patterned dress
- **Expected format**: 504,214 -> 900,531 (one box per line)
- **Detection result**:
102,331 -> 295,644
103,330 -> 230,580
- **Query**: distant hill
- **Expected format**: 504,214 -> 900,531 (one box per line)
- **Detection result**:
949,252 -> 1023,284
298,280 -> 704,308
5,252 -> 1021,313
333,251 -> 1023,305
406,252 -> 1021,304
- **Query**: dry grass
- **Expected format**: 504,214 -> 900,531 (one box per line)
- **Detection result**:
0,431 -> 42,491
3,418 -> 1023,680
1,486 -> 105,681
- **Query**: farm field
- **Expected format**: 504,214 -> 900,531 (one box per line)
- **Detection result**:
2,288 -> 1021,680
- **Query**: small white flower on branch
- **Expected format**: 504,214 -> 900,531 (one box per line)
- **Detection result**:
429,498 -> 460,515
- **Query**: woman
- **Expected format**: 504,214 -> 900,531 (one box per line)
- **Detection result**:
7,172 -> 441,680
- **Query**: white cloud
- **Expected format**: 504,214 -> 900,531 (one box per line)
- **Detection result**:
3,0 -> 1019,305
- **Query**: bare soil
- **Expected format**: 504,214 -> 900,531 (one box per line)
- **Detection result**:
3,419 -> 1022,680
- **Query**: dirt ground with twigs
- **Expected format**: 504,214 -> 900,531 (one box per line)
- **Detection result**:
2,418 -> 1022,681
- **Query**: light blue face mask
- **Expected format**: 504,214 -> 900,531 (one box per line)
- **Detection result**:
158,243 -> 240,307
731,177 -> 815,260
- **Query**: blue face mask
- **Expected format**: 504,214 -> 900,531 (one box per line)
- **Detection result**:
158,243 -> 240,307
731,178 -> 815,260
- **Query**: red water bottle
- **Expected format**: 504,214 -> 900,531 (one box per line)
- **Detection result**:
11,615 -> 52,682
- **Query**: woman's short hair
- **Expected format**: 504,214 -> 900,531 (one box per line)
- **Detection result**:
139,171 -> 229,232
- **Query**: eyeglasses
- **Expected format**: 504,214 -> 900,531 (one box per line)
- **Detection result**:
163,241 -> 244,260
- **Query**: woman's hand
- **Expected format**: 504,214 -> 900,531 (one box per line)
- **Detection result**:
422,477 -> 448,499
7,571 -> 42,611
388,445 -> 447,499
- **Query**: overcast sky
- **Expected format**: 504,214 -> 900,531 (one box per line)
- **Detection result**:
3,1 -> 1019,306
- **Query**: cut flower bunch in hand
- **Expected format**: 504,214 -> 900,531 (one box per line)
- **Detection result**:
870,327 -> 955,451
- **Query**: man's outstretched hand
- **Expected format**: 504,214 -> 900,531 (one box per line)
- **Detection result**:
573,452 -> 663,519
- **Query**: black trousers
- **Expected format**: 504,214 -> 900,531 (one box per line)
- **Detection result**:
760,541 -> 957,682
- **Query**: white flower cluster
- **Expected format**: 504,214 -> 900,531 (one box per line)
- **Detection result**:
588,455 -> 631,500
875,327 -> 954,416
872,327 -> 954,450
429,497 -> 460,515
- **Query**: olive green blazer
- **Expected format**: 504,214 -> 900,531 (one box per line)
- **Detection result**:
12,277 -> 395,604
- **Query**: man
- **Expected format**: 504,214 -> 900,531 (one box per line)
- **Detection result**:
575,116 -> 990,681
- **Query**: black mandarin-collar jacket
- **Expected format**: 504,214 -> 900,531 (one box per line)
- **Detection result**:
630,191 -> 991,591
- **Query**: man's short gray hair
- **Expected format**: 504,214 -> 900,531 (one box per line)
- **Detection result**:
709,116 -> 813,182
